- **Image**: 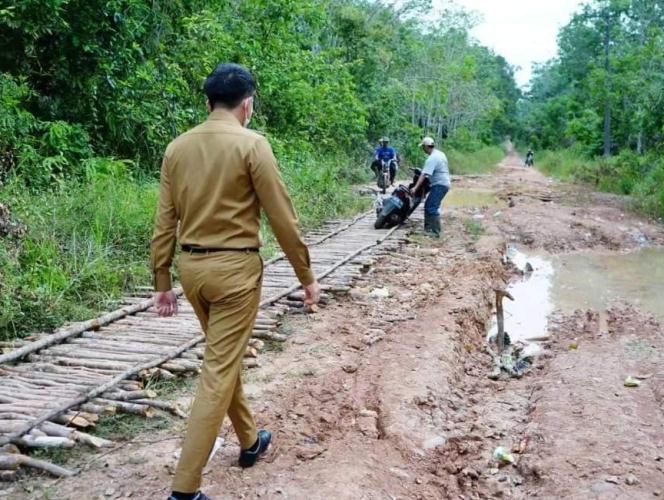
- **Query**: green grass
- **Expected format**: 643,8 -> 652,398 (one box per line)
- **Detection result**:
463,218 -> 485,241
447,146 -> 505,175
535,149 -> 593,182
0,173 -> 157,339
0,146 -> 371,340
535,148 -> 664,220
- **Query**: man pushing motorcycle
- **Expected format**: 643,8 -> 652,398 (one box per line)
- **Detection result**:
410,136 -> 451,238
371,137 -> 399,186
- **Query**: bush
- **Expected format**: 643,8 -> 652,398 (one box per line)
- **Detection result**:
632,156 -> 664,219
536,148 -> 664,220
446,146 -> 505,175
0,170 -> 157,338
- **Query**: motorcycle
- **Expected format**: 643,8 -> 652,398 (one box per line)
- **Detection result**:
525,154 -> 534,167
376,158 -> 392,194
374,168 -> 430,229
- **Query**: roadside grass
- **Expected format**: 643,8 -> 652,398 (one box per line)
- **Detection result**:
0,149 -> 371,340
535,148 -> 664,220
447,146 -> 505,175
463,218 -> 485,241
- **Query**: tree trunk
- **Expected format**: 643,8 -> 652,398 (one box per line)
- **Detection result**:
603,10 -> 612,157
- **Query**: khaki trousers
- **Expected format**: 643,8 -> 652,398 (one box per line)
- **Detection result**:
172,251 -> 263,493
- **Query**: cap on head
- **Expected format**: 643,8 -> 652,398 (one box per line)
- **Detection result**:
380,137 -> 390,143
419,136 -> 435,147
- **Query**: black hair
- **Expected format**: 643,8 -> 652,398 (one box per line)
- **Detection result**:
203,63 -> 256,109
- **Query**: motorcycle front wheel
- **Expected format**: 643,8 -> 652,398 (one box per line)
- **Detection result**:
374,214 -> 387,229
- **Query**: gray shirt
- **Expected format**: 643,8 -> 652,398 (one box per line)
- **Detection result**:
422,148 -> 451,187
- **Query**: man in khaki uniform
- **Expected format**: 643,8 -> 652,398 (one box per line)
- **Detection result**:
151,63 -> 320,500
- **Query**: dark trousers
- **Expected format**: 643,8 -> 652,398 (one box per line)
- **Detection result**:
371,160 -> 397,183
424,184 -> 449,216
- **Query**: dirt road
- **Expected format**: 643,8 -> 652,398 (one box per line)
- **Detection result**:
18,153 -> 664,499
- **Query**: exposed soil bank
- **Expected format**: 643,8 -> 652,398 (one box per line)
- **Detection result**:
15,153 -> 664,499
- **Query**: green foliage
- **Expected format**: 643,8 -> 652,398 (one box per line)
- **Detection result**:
520,0 -> 664,158
0,0 -> 518,339
520,0 -> 664,219
447,146 -> 505,175
0,172 -> 156,338
537,148 -> 664,220
463,218 -> 485,241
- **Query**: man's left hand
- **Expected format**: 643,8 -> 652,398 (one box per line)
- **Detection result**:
154,290 -> 178,317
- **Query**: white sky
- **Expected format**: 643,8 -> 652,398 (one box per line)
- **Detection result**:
435,0 -> 584,87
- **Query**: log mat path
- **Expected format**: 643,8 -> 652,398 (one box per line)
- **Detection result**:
0,204 -> 416,479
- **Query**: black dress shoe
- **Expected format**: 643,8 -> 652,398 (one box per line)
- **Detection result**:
167,492 -> 211,500
238,429 -> 272,468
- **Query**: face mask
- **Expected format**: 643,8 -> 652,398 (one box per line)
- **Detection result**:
242,98 -> 253,128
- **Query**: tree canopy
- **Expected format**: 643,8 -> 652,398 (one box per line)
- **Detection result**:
0,0 -> 519,188
520,0 -> 664,157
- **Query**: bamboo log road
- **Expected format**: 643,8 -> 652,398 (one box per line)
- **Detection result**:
0,205 -> 418,478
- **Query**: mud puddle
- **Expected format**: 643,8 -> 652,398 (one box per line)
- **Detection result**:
551,248 -> 664,323
491,247 -> 664,345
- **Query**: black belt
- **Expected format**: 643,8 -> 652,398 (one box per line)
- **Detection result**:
182,245 -> 259,254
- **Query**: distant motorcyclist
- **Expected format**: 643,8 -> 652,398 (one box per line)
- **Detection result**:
371,137 -> 399,185
525,149 -> 534,167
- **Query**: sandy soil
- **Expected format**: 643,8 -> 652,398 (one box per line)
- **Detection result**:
12,153 -> 664,500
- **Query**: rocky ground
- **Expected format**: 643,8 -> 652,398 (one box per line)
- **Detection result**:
12,154 -> 664,499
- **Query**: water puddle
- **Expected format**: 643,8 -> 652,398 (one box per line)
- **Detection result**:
489,247 -> 664,348
551,248 -> 664,324
444,188 -> 503,208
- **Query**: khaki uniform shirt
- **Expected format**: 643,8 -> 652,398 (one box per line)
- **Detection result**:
151,109 -> 314,291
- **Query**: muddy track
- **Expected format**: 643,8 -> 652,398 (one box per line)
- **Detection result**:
12,153 -> 664,499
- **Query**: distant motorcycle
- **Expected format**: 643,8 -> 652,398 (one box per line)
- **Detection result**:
376,159 -> 391,194
374,168 -> 430,229
525,153 -> 534,167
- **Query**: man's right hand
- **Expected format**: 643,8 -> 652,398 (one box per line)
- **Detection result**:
154,290 -> 178,317
304,281 -> 321,306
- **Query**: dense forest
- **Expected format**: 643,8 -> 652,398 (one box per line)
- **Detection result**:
0,0 -> 519,338
519,0 -> 664,216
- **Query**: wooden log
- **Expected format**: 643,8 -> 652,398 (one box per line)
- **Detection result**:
243,359 -> 260,369
27,354 -> 132,371
79,403 -> 116,416
0,470 -> 17,481
0,453 -> 74,477
59,340 -> 176,357
51,412 -> 97,429
494,288 -> 515,353
118,380 -> 144,391
251,331 -> 287,342
138,368 -> 176,382
79,332 -> 185,346
161,359 -> 201,373
103,390 -> 157,401
40,422 -> 112,448
0,335 -> 203,448
0,413 -> 34,421
248,339 -> 264,351
16,435 -> 75,449
131,399 -> 187,418
0,289 -> 184,365
36,348 -> 154,363
0,421 -> 28,434
94,399 -> 156,418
